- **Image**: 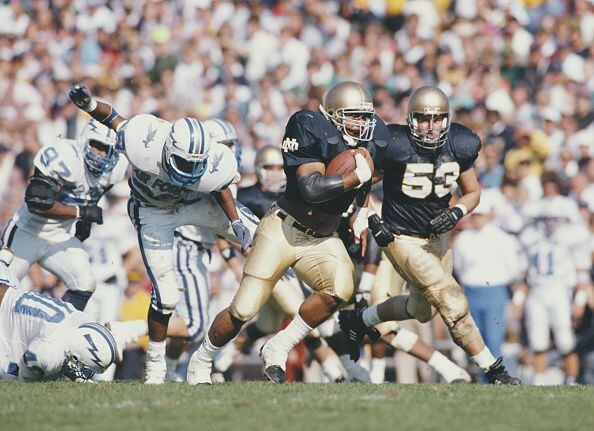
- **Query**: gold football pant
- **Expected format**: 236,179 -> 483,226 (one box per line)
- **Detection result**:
370,254 -> 405,336
382,234 -> 479,349
229,208 -> 354,322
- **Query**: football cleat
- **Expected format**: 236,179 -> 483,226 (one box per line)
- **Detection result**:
187,351 -> 213,385
485,357 -> 521,385
338,308 -> 381,362
259,342 -> 287,384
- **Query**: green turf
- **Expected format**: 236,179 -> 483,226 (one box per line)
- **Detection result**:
1,382 -> 593,431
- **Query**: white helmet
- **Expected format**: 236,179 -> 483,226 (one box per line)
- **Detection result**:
204,118 -> 241,164
63,322 -> 117,381
255,146 -> 286,193
164,118 -> 211,187
79,119 -> 119,174
535,198 -> 570,236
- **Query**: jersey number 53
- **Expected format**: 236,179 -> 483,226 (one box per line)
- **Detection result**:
401,162 -> 460,199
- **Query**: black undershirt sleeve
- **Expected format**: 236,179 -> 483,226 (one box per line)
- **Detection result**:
298,172 -> 345,204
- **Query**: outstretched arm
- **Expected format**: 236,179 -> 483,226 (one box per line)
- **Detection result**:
213,189 -> 252,253
69,84 -> 126,131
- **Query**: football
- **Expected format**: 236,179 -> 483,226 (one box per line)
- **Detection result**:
325,148 -> 373,175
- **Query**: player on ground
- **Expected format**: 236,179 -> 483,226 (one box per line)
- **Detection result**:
1,119 -> 128,311
520,199 -> 590,385
188,81 -> 388,384
339,86 -> 520,384
69,85 -> 257,384
0,248 -> 117,382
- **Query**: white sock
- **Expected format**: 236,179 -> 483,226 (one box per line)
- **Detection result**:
471,347 -> 496,372
165,356 -> 178,381
321,355 -> 344,382
362,305 -> 382,327
147,340 -> 166,361
267,314 -> 313,354
370,358 -> 386,384
428,351 -> 461,383
194,334 -> 222,365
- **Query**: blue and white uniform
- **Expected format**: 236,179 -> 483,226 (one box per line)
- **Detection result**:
117,114 -> 258,314
2,138 -> 128,294
173,226 -> 215,342
520,222 -> 590,354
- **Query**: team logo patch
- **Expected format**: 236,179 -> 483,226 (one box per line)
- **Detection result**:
282,137 -> 299,152
143,125 -> 157,148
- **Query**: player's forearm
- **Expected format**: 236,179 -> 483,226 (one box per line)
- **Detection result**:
298,172 -> 347,203
69,84 -> 125,131
457,190 -> 480,215
213,189 -> 240,221
29,201 -> 77,218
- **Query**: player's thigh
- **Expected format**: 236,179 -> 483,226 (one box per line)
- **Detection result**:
270,272 -> 305,317
383,237 -> 446,288
371,256 -> 405,305
548,291 -> 576,354
173,241 -> 210,341
42,238 -> 95,292
525,294 -> 550,352
293,236 -> 354,303
4,228 -> 42,279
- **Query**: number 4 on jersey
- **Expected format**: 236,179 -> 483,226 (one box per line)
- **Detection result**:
401,162 -> 460,199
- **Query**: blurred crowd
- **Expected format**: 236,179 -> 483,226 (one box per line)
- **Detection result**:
1,0 -> 594,384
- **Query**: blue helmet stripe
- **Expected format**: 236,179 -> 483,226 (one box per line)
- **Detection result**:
79,323 -> 116,365
213,118 -> 231,135
183,117 -> 196,153
191,118 -> 205,155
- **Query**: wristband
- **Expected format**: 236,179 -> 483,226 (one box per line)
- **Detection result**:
75,206 -> 81,218
358,271 -> 375,294
221,248 -> 237,262
512,290 -> 525,306
574,290 -> 588,307
86,99 -> 98,113
454,204 -> 468,217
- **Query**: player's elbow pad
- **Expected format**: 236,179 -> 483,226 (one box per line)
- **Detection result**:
298,172 -> 345,203
25,175 -> 59,211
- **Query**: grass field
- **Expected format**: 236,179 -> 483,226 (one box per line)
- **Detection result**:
1,382 -> 593,431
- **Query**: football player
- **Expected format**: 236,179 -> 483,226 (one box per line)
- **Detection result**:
339,86 -> 520,384
519,199 -> 590,385
0,248 -> 117,382
1,119 -> 128,311
351,234 -> 471,384
69,85 -> 257,384
188,81 -> 388,384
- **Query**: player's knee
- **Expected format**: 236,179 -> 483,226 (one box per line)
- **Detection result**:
410,300 -> 437,323
441,293 -> 469,327
229,301 -> 258,322
331,267 -> 355,304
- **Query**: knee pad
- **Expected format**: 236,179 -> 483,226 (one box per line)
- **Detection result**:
391,328 -> 418,353
424,275 -> 468,327
229,275 -> 272,322
407,296 -> 437,323
62,290 -> 93,311
331,264 -> 355,304
449,313 -> 481,349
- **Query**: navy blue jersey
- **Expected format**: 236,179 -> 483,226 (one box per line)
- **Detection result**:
380,123 -> 481,236
281,110 -> 389,215
237,184 -> 280,219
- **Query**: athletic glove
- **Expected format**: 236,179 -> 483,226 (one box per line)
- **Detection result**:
74,221 -> 92,242
231,220 -> 252,253
368,214 -> 394,247
78,205 -> 103,224
353,153 -> 372,188
428,207 -> 464,235
69,84 -> 96,112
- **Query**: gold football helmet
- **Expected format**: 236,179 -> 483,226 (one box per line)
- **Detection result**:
255,146 -> 286,193
320,81 -> 376,143
406,86 -> 451,150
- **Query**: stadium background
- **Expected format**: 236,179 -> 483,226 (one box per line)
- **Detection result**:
0,0 -> 593,384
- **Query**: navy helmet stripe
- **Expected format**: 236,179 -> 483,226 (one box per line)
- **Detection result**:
191,118 -> 205,155
183,117 -> 196,154
79,323 -> 116,365
214,118 -> 231,135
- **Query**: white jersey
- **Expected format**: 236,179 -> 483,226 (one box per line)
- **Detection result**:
520,223 -> 590,290
0,288 -> 89,381
118,114 -> 238,207
13,138 -> 129,242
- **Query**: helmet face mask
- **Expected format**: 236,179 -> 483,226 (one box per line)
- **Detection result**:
255,146 -> 286,193
320,81 -> 377,143
164,118 -> 211,187
406,86 -> 451,150
62,354 -> 96,381
80,120 -> 119,175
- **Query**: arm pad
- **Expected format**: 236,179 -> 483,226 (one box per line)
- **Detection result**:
25,174 -> 59,211
298,172 -> 345,204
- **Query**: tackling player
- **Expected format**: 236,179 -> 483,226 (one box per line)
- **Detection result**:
69,85 -> 257,384
339,86 -> 520,384
188,81 -> 388,384
1,119 -> 128,311
0,248 -> 117,382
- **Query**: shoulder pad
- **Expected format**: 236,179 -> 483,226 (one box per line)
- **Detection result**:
34,140 -> 83,185
192,143 -> 237,192
448,123 -> 482,160
282,110 -> 325,165
121,114 -> 170,173
385,124 -> 415,162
